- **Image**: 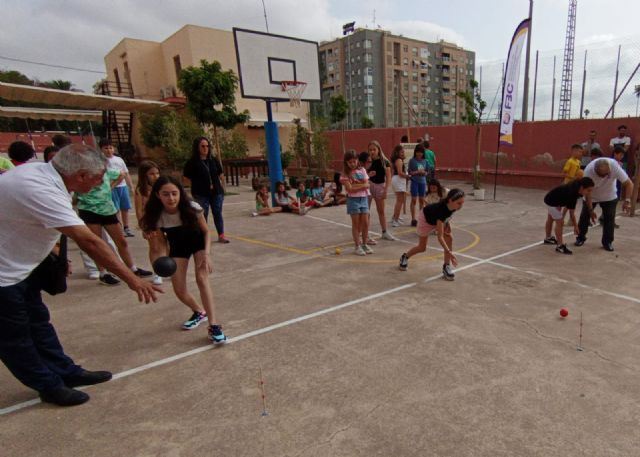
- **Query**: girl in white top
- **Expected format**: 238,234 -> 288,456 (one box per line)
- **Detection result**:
390,145 -> 410,227
424,178 -> 448,205
141,176 -> 226,344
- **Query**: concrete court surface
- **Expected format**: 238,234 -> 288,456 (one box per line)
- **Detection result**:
1,179 -> 640,457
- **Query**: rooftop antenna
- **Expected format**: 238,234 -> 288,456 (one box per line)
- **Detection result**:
261,0 -> 270,33
373,9 -> 376,26
559,0 -> 577,119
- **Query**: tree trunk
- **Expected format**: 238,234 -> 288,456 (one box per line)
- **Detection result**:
341,121 -> 346,154
212,125 -> 224,170
473,124 -> 482,189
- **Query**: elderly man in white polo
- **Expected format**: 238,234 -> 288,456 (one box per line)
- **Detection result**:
0,144 -> 161,407
574,158 -> 633,251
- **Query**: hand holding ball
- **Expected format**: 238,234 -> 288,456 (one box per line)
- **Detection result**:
153,256 -> 177,277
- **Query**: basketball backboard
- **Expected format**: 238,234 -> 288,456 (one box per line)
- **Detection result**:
233,28 -> 321,102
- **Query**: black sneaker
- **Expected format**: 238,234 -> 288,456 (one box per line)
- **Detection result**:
555,244 -> 573,255
39,386 -> 90,406
603,243 -> 614,252
543,236 -> 558,245
574,237 -> 586,247
99,273 -> 120,286
442,264 -> 455,281
411,219 -> 418,227
133,268 -> 153,277
63,369 -> 112,388
399,253 -> 409,271
208,324 -> 228,345
182,311 -> 207,330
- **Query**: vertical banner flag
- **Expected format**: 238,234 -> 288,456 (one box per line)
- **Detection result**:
499,19 -> 530,146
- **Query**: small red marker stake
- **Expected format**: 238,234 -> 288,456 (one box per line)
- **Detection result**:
259,366 -> 268,417
560,308 -> 569,318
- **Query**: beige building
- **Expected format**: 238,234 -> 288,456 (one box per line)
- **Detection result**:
104,25 -> 309,159
319,29 -> 475,128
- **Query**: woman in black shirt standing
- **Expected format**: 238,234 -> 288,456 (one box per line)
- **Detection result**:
183,137 -> 229,244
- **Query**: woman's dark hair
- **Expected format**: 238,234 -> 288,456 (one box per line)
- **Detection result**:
428,178 -> 444,198
43,146 -> 60,163
400,135 -> 409,143
137,160 -> 160,197
390,144 -> 404,163
343,149 -> 357,175
275,181 -> 288,198
191,136 -> 211,160
333,172 -> 343,193
445,188 -> 465,203
141,175 -> 199,231
413,143 -> 425,158
358,151 -> 370,166
8,141 -> 35,163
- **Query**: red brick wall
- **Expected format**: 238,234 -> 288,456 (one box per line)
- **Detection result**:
326,118 -> 640,189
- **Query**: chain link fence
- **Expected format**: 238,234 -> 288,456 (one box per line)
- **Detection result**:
478,35 -> 640,122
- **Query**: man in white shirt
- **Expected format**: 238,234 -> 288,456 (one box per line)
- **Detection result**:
574,158 -> 633,251
0,144 -> 160,407
609,125 -> 631,160
580,129 -> 601,169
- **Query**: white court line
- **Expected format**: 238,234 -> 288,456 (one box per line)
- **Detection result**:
2,217 -> 636,416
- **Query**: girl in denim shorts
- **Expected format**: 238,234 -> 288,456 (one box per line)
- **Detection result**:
340,150 -> 372,256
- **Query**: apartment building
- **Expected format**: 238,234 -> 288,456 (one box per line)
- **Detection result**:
104,25 -> 308,156
319,28 -> 475,128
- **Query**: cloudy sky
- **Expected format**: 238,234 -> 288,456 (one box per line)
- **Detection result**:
2,0 -> 639,119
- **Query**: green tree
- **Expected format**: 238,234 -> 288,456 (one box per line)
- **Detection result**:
40,79 -> 75,91
0,70 -> 33,85
361,116 -> 374,129
177,60 -> 249,167
329,94 -> 348,153
139,110 -> 203,170
310,115 -> 331,169
287,118 -> 311,166
219,129 -> 249,159
457,79 -> 487,189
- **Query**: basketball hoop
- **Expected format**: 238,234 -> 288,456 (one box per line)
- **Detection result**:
281,80 -> 307,107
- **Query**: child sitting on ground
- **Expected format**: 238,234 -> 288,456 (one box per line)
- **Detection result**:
253,185 -> 283,216
274,181 -> 307,215
330,172 -> 347,206
310,177 -> 333,207
296,182 -> 316,210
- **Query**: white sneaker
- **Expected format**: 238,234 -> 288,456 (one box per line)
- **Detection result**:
354,245 -> 366,256
398,216 -> 406,222
88,271 -> 99,280
381,231 -> 397,241
251,211 -> 258,217
391,219 -> 401,227
361,244 -> 374,255
152,275 -> 163,285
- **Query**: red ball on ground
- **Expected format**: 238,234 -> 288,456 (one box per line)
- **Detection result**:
560,308 -> 569,318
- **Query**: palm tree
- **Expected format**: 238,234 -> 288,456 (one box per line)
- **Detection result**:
634,85 -> 640,117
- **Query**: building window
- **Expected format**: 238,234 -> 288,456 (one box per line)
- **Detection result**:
412,47 -> 418,55
113,69 -> 121,93
364,39 -> 372,49
173,55 -> 182,79
403,45 -> 408,52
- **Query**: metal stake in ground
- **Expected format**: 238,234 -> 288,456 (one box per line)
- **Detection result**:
577,311 -> 584,352
259,366 -> 269,416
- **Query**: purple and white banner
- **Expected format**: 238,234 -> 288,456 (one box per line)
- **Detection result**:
499,18 -> 530,146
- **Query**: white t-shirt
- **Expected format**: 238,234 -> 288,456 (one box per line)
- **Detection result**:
0,162 -> 84,286
583,158 -> 629,203
609,136 -> 631,150
158,201 -> 203,229
107,155 -> 128,188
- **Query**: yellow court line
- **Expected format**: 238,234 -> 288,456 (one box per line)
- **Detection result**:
225,226 -> 481,265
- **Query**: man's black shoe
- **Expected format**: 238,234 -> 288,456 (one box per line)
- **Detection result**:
574,238 -> 586,247
63,369 -> 112,388
40,386 -> 89,406
603,243 -> 614,252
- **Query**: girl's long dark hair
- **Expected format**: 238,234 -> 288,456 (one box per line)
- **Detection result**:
428,178 -> 445,198
136,160 -> 160,197
191,136 -> 211,160
141,176 -> 200,231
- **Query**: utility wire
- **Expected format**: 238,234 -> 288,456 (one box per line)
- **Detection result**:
0,55 -> 105,74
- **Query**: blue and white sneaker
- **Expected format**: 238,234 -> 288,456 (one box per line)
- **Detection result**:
182,311 -> 207,330
208,324 -> 227,345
